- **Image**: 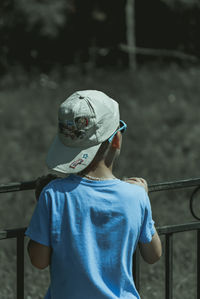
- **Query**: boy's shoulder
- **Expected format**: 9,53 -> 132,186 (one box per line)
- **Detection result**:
120,179 -> 147,194
41,177 -> 69,194
119,180 -> 149,206
41,176 -> 148,202
46,177 -> 147,192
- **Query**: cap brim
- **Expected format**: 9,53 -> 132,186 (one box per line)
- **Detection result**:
46,135 -> 102,174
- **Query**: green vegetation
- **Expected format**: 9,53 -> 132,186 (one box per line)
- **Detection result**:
0,64 -> 199,298
1,0 -> 200,75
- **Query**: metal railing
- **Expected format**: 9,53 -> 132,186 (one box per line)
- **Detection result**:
0,227 -> 26,299
133,221 -> 200,299
1,177 -> 200,299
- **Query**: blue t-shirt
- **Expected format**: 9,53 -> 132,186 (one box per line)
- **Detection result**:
25,174 -> 155,299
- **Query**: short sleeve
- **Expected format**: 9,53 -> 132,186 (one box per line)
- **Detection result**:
25,189 -> 51,247
139,192 -> 155,244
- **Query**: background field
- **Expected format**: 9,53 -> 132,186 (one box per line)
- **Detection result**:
0,64 -> 200,298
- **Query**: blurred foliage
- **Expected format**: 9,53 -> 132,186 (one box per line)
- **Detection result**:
16,0 -> 69,37
1,0 -> 200,75
0,0 -> 71,36
136,0 -> 200,58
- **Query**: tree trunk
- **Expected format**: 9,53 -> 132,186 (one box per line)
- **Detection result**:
125,0 -> 136,71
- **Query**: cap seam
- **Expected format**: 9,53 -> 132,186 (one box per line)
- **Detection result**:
84,96 -> 98,143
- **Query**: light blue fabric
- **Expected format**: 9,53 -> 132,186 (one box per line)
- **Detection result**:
25,174 -> 155,299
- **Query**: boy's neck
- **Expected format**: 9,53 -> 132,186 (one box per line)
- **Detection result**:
81,161 -> 116,180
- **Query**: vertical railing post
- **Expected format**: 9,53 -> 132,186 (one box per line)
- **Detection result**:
197,230 -> 200,299
17,233 -> 24,299
133,246 -> 140,292
165,233 -> 173,299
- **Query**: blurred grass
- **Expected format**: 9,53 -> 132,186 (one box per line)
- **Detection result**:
0,64 -> 200,298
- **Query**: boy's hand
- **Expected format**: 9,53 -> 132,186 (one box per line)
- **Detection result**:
123,177 -> 148,193
35,174 -> 58,201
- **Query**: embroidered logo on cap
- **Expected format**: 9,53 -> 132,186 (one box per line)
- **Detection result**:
59,117 -> 89,140
69,153 -> 89,169
75,117 -> 88,130
70,159 -> 84,169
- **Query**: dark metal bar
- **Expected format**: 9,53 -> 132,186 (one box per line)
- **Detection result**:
197,230 -> 200,299
0,230 -> 7,240
133,246 -> 140,292
0,228 -> 26,298
1,177 -> 200,194
17,233 -> 24,299
149,178 -> 200,193
5,228 -> 27,239
0,228 -> 27,240
157,222 -> 200,235
0,180 -> 36,193
165,234 -> 173,299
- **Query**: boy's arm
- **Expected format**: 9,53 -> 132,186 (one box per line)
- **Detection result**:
26,181 -> 54,269
125,177 -> 162,264
139,228 -> 162,264
27,239 -> 52,269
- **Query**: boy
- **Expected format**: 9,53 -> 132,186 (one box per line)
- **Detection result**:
25,90 -> 162,299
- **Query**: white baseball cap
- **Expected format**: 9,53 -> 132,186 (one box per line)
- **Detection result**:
46,90 -> 120,174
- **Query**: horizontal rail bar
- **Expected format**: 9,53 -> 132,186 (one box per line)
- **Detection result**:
0,227 -> 26,240
0,180 -> 36,193
1,177 -> 200,194
0,230 -> 7,239
157,221 -> 200,235
149,177 -> 200,193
